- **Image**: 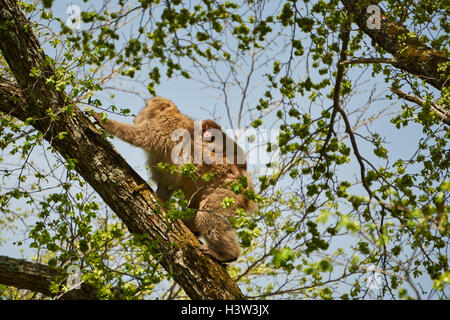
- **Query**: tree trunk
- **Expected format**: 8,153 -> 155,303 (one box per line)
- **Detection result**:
0,0 -> 244,300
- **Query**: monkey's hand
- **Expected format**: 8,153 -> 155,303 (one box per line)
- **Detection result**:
199,244 -> 214,258
84,110 -> 103,126
89,111 -> 109,130
92,112 -> 103,125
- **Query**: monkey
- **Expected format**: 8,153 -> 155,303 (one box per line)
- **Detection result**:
92,97 -> 254,262
200,119 -> 247,180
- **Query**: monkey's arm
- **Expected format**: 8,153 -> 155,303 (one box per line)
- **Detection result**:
93,112 -> 147,149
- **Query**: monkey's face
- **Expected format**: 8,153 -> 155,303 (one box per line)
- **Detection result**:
134,97 -> 178,125
202,120 -> 222,143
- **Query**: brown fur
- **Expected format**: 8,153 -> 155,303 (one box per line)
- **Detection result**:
93,97 -> 254,262
201,119 -> 247,179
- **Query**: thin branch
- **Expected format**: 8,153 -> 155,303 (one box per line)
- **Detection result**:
390,87 -> 450,126
340,57 -> 398,65
321,27 -> 351,157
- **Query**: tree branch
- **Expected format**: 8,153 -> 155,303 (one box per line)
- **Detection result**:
0,0 -> 244,300
340,57 -> 398,65
341,0 -> 448,90
0,255 -> 97,299
330,28 -> 373,198
390,87 -> 450,126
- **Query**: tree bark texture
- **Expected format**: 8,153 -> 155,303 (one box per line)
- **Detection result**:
0,0 -> 244,300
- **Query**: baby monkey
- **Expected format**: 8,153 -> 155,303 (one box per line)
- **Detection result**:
201,119 -> 246,180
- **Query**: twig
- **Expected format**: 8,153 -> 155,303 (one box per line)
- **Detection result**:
390,87 -> 450,126
321,28 -> 351,157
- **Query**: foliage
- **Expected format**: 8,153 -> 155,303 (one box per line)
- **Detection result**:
0,0 -> 448,299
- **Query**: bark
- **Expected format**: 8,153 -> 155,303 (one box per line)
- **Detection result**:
341,0 -> 448,90
0,0 -> 244,300
0,255 -> 98,299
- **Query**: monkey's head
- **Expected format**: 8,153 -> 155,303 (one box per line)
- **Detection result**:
202,119 -> 222,131
202,119 -> 222,142
134,97 -> 179,125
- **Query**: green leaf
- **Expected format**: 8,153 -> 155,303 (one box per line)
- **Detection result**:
41,0 -> 54,9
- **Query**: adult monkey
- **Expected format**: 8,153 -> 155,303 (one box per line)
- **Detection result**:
93,97 -> 254,262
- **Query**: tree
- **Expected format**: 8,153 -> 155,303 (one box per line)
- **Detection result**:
0,0 -> 448,300
0,0 -> 243,300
